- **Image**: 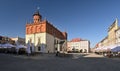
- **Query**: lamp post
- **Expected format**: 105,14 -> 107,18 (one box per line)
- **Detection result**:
54,32 -> 55,53
53,30 -> 58,53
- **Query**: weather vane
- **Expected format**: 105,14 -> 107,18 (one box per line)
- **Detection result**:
37,6 -> 40,10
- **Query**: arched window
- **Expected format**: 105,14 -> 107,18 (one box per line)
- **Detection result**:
84,49 -> 87,53
31,27 -> 34,33
80,49 -> 83,53
38,46 -> 41,51
37,37 -> 41,51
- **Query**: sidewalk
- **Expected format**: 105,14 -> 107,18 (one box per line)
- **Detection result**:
83,53 -> 104,58
11,53 -> 56,60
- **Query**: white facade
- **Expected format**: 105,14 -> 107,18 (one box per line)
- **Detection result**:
67,41 -> 90,53
26,33 -> 65,53
26,33 -> 46,52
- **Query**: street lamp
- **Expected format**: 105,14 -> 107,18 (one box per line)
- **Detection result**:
54,32 -> 55,53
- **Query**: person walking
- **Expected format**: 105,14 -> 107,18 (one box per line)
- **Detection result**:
27,41 -> 31,56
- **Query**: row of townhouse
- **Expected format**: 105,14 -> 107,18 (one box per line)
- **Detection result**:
0,36 -> 25,45
67,38 -> 90,53
96,18 -> 120,48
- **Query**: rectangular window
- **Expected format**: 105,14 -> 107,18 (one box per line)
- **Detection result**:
38,46 -> 41,51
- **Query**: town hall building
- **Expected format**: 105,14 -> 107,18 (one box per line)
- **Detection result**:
25,10 -> 67,53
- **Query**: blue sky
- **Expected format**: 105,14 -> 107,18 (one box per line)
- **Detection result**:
0,0 -> 120,47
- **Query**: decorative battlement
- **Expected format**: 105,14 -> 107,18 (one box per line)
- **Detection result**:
26,10 -> 67,40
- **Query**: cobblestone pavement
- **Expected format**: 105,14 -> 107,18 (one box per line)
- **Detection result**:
0,53 -> 120,71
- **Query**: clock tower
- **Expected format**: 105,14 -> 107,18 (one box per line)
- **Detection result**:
33,10 -> 42,23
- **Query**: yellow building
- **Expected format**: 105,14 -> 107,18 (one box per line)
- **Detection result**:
100,36 -> 108,47
95,19 -> 119,48
108,19 -> 118,45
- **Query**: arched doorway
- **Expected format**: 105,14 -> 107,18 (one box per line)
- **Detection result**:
84,49 -> 87,53
80,49 -> 83,53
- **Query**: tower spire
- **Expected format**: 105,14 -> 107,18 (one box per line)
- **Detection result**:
33,7 -> 42,23
37,7 -> 40,11
115,18 -> 118,24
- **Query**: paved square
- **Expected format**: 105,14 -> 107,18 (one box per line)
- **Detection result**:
0,53 -> 120,71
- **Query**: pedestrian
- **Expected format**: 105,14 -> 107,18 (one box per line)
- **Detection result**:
27,41 -> 31,56
48,50 -> 49,53
56,51 -> 59,56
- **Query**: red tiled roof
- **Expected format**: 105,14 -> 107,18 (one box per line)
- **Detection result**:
70,38 -> 82,42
